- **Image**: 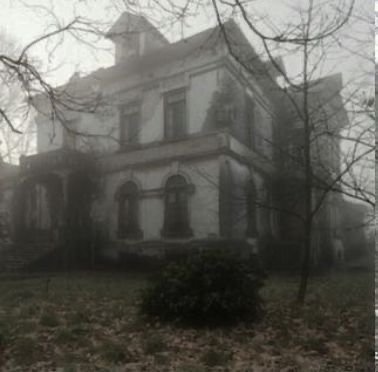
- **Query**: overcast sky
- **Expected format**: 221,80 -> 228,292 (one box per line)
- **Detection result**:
1,0 -> 373,89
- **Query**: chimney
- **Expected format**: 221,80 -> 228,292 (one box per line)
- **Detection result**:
106,12 -> 169,65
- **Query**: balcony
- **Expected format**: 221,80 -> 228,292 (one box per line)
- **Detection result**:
20,148 -> 93,175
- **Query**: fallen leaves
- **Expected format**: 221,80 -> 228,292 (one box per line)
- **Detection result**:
0,271 -> 373,371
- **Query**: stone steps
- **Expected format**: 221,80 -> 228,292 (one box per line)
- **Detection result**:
0,242 -> 54,272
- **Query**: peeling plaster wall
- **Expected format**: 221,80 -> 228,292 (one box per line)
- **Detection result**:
201,67 -> 275,159
189,69 -> 220,134
35,51 -> 276,159
94,157 -> 220,244
36,63 -> 222,154
75,111 -> 119,154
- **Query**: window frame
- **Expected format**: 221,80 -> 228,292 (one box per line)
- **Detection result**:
161,175 -> 193,238
117,181 -> 143,240
119,102 -> 141,148
246,179 -> 259,238
245,95 -> 256,150
164,88 -> 187,140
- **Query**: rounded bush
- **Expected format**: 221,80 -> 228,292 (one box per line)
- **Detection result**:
140,248 -> 265,326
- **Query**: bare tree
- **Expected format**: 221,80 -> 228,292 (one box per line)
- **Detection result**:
0,0 -> 200,141
0,32 -> 37,163
1,1 -> 373,301
204,0 -> 374,302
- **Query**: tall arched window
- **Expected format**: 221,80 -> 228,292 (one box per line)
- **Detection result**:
246,179 -> 258,237
117,181 -> 142,239
162,175 -> 193,238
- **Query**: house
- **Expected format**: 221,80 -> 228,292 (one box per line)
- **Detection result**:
0,13 -> 349,269
0,158 -> 19,241
340,200 -> 373,264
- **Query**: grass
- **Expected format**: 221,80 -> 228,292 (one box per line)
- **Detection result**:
0,270 -> 373,371
143,334 -> 167,355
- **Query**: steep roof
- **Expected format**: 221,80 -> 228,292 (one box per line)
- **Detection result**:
89,22 -> 226,85
64,19 -> 277,91
34,19 -> 283,112
106,12 -> 169,47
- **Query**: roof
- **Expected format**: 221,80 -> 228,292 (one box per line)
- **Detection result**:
35,19 -> 282,109
89,21 -> 226,85
33,21 -> 235,107
106,12 -> 169,44
286,73 -> 348,129
63,19 -> 282,99
308,73 -> 343,96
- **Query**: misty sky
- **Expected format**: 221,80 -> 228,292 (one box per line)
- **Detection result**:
0,0 -> 373,89
0,0 -> 373,198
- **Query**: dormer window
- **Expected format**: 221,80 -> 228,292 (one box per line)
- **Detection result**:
106,13 -> 169,65
121,33 -> 140,59
120,103 -> 140,147
164,88 -> 186,140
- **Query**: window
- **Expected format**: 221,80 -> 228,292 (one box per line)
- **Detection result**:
246,179 -> 258,237
162,175 -> 192,238
121,33 -> 140,59
215,102 -> 235,128
120,104 -> 140,147
290,128 -> 304,164
117,181 -> 142,239
254,109 -> 264,152
245,95 -> 256,150
164,88 -> 186,139
62,119 -> 77,149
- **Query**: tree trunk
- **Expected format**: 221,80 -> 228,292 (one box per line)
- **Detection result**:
297,222 -> 312,303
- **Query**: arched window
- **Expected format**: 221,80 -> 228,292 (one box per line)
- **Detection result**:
246,179 -> 258,237
162,175 -> 193,238
117,181 -> 142,239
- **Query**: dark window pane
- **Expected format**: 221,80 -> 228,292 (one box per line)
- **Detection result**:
120,105 -> 140,145
117,182 -> 141,239
246,96 -> 255,149
163,175 -> 191,238
246,180 -> 258,237
164,89 -> 186,139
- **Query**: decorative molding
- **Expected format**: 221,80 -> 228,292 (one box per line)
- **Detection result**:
170,161 -> 180,173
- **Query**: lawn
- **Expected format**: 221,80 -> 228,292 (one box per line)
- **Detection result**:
0,270 -> 374,371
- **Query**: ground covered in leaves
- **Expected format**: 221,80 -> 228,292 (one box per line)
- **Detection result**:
0,270 -> 374,371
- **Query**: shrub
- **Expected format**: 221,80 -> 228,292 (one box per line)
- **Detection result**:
140,248 -> 265,326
